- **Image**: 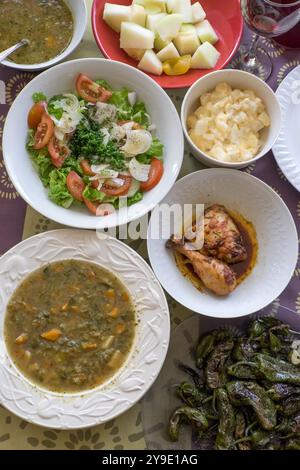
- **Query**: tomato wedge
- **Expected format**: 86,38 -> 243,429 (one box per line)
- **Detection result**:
140,158 -> 163,192
27,101 -> 46,129
83,199 -> 115,216
48,136 -> 70,168
101,175 -> 132,196
34,113 -> 54,149
76,74 -> 112,103
66,171 -> 85,202
80,159 -> 95,176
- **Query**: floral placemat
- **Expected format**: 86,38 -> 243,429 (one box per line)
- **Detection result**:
0,0 -> 300,450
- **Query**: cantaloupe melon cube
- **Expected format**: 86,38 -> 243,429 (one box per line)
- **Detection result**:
173,31 -> 199,55
138,50 -> 163,75
124,48 -> 146,61
195,19 -> 218,45
191,2 -> 206,23
191,41 -> 220,69
157,42 -> 179,61
103,4 -> 131,33
146,13 -> 167,32
120,22 -> 155,49
130,5 -> 147,27
156,13 -> 183,40
170,0 -> 192,22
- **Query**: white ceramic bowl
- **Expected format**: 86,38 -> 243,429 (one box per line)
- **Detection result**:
3,58 -> 184,229
147,168 -> 298,318
0,229 -> 170,429
181,70 -> 281,169
1,0 -> 87,71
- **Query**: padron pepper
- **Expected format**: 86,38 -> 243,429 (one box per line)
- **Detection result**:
205,339 -> 234,389
168,406 -> 208,442
254,353 -> 300,384
215,388 -> 236,450
267,383 -> 300,401
226,381 -> 277,430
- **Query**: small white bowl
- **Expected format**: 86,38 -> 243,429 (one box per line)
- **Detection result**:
147,168 -> 298,318
181,69 -> 281,169
1,0 -> 87,71
3,58 -> 184,229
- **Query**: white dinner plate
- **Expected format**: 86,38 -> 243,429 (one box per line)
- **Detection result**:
273,65 -> 300,191
0,229 -> 170,429
147,169 -> 298,318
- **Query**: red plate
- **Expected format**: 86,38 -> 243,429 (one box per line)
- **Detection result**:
92,0 -> 244,89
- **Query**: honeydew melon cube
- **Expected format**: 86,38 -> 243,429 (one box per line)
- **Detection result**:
133,0 -> 166,13
120,22 -> 155,49
138,49 -> 163,75
146,13 -> 167,32
173,31 -> 199,55
171,0 -> 192,22
180,23 -> 197,34
103,3 -> 131,33
191,2 -> 206,23
123,48 -> 146,61
156,13 -> 183,40
154,35 -> 171,50
130,5 -> 147,27
195,19 -> 218,44
191,41 -> 220,69
157,42 -> 179,61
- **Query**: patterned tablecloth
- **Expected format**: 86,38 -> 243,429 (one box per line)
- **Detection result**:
0,0 -> 300,450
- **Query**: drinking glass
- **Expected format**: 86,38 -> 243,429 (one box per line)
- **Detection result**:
235,0 -> 300,80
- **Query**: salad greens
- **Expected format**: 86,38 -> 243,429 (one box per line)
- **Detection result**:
26,75 -> 164,215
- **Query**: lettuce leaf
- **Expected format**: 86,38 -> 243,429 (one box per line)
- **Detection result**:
82,186 -> 106,202
48,168 -> 74,208
32,92 -> 47,103
47,95 -> 65,120
109,88 -> 150,127
136,138 -> 164,164
113,191 -> 143,209
95,79 -> 113,91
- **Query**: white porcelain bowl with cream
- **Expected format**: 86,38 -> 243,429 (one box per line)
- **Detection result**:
181,70 -> 281,169
1,0 -> 87,71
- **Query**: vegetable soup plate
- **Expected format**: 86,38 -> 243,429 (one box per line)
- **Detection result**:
2,58 -> 184,229
0,229 -> 170,429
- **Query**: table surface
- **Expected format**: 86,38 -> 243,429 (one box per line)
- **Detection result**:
0,0 -> 300,450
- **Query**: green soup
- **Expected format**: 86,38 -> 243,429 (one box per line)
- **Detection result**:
0,0 -> 74,65
4,260 -> 136,393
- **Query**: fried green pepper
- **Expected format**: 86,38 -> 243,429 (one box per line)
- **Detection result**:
215,388 -> 236,450
227,362 -> 261,380
281,396 -> 300,416
205,339 -> 234,389
176,382 -> 208,407
226,381 -> 277,430
168,406 -> 208,442
267,383 -> 300,401
235,411 -> 251,450
232,337 -> 259,361
254,353 -> 300,384
196,333 -> 215,368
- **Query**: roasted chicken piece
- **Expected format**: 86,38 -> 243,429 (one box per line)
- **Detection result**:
202,204 -> 247,264
166,236 -> 237,296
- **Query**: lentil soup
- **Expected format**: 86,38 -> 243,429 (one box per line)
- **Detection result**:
4,260 -> 136,393
0,0 -> 73,65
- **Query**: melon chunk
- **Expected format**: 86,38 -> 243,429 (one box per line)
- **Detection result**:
138,50 -> 163,75
191,41 -> 220,69
120,22 -> 155,49
103,3 -> 131,33
154,35 -> 170,50
156,13 -> 183,40
133,0 -> 166,13
124,48 -> 146,61
173,31 -> 199,55
180,23 -> 197,34
146,13 -> 167,32
170,0 -> 192,22
130,5 -> 147,27
195,19 -> 218,45
191,2 -> 206,23
166,0 -> 175,12
157,42 -> 179,61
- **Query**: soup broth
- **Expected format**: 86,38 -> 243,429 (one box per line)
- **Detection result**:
4,260 -> 136,393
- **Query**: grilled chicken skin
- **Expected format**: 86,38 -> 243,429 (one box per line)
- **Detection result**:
202,204 -> 247,264
166,236 -> 237,296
